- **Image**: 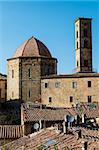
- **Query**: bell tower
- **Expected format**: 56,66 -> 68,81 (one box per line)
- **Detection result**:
75,18 -> 92,73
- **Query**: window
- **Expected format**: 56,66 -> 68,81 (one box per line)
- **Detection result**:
84,60 -> 88,67
12,91 -> 14,98
55,82 -> 60,88
70,96 -> 73,103
77,61 -> 78,67
83,29 -> 88,37
72,82 -> 77,89
88,96 -> 92,103
84,40 -> 88,48
88,81 -> 91,87
45,83 -> 48,88
77,42 -> 78,49
76,31 -> 78,38
29,90 -> 31,98
28,68 -> 31,78
49,97 -> 52,103
12,70 -> 14,78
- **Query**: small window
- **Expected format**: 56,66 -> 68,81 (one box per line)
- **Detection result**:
70,96 -> 73,103
77,42 -> 78,49
45,83 -> 48,88
83,29 -> 88,37
55,82 -> 60,88
49,97 -> 52,103
12,70 -> 14,78
28,68 -> 31,78
88,96 -> 92,103
77,61 -> 78,67
84,60 -> 88,67
88,81 -> 91,87
76,31 -> 78,38
12,91 -> 14,98
84,40 -> 88,48
29,90 -> 31,98
72,82 -> 77,89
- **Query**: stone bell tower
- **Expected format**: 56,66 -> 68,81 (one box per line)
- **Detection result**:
75,18 -> 92,73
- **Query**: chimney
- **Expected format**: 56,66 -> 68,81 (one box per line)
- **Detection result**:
63,115 -> 68,134
77,130 -> 82,139
82,114 -> 86,123
82,141 -> 88,150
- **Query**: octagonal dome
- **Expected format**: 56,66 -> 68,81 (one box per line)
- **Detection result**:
13,37 -> 52,58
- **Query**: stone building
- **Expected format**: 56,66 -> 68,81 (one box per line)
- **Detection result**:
7,37 -> 57,102
41,73 -> 99,108
0,73 -> 7,102
41,18 -> 99,108
75,18 -> 92,73
7,18 -> 99,107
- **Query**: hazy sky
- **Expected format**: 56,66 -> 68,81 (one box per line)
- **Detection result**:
0,0 -> 99,74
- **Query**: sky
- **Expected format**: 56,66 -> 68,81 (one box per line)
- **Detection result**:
0,0 -> 99,74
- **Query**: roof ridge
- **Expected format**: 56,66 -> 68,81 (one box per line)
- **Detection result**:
22,36 -> 34,56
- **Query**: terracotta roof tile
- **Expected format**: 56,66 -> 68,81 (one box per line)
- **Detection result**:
13,37 -> 52,58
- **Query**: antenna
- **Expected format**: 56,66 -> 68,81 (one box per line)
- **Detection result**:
34,123 -> 40,130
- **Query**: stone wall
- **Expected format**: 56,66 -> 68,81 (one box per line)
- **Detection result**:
0,79 -> 7,102
41,75 -> 99,108
7,57 -> 57,103
7,58 -> 20,100
0,74 -> 7,102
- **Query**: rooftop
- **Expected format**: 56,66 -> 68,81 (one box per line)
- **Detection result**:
12,37 -> 52,59
1,127 -> 98,150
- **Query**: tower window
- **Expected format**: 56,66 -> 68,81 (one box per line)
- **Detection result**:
49,97 -> 52,103
45,83 -> 48,88
83,29 -> 88,37
88,81 -> 91,87
70,96 -> 73,102
28,68 -> 31,78
84,60 -> 88,67
76,31 -> 78,38
12,70 -> 14,78
88,96 -> 92,103
77,61 -> 78,67
84,40 -> 88,48
72,82 -> 77,88
77,42 -> 78,49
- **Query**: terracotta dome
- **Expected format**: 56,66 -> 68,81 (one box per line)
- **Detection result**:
13,37 -> 52,58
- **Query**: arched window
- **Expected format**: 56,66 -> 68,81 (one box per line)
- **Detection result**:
77,42 -> 78,49
28,68 -> 31,78
12,70 -> 14,78
76,31 -> 78,38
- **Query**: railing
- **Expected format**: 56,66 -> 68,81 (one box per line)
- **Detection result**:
0,125 -> 24,139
